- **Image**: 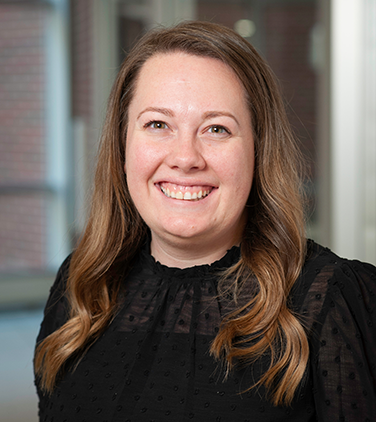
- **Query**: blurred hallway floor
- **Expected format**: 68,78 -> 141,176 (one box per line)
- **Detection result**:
0,309 -> 42,422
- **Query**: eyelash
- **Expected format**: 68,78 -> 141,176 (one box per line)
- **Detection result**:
207,125 -> 231,135
144,120 -> 168,129
144,121 -> 231,136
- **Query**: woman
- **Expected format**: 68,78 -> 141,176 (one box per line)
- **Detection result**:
34,21 -> 376,421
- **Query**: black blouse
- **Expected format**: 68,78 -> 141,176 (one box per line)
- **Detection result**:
35,240 -> 376,422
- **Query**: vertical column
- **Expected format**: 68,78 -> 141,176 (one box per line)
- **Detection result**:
330,0 -> 363,260
363,0 -> 376,262
45,0 -> 71,269
92,0 -> 119,149
330,0 -> 376,263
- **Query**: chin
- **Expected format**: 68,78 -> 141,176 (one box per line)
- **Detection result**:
157,222 -> 213,243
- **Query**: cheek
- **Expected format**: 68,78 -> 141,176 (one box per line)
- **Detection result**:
125,141 -> 163,192
222,147 -> 254,185
233,157 -> 254,205
125,142 -> 141,198
125,140 -> 147,177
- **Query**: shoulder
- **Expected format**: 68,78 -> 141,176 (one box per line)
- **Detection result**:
292,241 -> 376,313
45,254 -> 72,313
295,242 -> 376,418
291,240 -> 376,344
292,239 -> 376,361
304,239 -> 376,280
36,254 -> 72,344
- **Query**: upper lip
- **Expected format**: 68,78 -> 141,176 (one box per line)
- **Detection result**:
154,179 -> 217,188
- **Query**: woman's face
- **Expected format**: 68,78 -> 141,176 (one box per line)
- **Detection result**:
125,52 -> 255,259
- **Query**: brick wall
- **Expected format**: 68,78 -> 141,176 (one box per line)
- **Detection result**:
0,194 -> 46,271
0,4 -> 46,184
0,3 -> 48,272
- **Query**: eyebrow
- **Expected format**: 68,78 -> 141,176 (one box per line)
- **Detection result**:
202,111 -> 239,125
137,107 -> 239,125
137,107 -> 174,120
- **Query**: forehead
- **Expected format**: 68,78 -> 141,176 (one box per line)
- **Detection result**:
131,52 -> 248,108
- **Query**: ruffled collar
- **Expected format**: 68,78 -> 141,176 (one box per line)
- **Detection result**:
138,241 -> 241,279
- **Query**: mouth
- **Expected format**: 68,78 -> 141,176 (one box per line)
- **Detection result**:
158,182 -> 215,201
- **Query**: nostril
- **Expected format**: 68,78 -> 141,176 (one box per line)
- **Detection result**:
167,152 -> 206,172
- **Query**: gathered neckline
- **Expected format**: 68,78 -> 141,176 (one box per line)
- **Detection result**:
138,242 -> 241,279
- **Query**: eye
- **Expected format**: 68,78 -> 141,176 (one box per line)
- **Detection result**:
145,121 -> 168,130
207,125 -> 230,135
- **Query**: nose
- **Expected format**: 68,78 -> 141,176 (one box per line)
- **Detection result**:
166,131 -> 206,172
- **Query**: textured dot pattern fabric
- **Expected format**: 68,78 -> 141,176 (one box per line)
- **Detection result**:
35,240 -> 376,421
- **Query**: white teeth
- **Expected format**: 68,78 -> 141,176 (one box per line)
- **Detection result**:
160,186 -> 212,201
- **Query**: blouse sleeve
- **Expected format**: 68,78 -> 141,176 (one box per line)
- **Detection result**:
310,258 -> 376,421
36,255 -> 71,345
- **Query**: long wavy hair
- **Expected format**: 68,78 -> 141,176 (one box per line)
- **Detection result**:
35,21 -> 307,406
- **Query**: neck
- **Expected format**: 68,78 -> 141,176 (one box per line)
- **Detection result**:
150,233 -> 241,269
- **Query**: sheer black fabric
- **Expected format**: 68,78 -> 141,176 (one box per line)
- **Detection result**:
35,240 -> 376,421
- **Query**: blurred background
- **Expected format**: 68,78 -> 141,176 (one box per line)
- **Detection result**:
0,0 -> 375,420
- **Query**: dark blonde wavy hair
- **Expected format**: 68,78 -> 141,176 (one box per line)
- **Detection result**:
35,20 -> 307,406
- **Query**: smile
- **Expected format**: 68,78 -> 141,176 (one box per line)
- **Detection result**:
159,182 -> 214,201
